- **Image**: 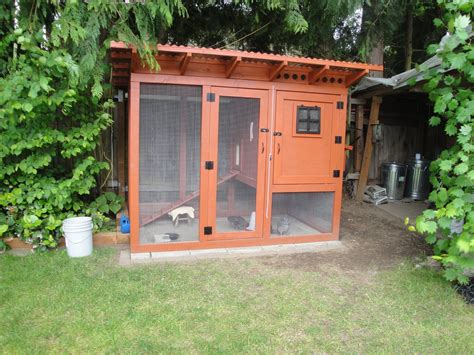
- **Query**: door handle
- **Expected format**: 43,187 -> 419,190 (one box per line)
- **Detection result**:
277,143 -> 281,154
261,142 -> 265,154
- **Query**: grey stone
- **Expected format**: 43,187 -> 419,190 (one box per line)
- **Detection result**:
151,250 -> 191,259
130,252 -> 151,260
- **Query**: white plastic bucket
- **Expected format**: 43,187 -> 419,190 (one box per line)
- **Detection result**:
62,217 -> 93,257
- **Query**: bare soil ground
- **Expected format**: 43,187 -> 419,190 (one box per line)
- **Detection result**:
262,199 -> 431,276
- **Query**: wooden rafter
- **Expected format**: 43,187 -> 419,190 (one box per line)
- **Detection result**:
269,60 -> 287,81
180,52 -> 192,75
308,65 -> 329,83
225,56 -> 241,78
345,69 -> 369,87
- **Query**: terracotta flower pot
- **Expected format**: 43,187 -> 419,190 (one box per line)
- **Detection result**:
5,237 -> 33,250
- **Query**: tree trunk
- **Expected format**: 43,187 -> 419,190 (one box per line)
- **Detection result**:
368,40 -> 384,78
404,2 -> 414,71
361,0 -> 384,78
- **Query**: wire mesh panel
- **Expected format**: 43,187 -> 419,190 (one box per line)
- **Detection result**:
271,192 -> 334,236
139,84 -> 202,244
215,97 -> 260,233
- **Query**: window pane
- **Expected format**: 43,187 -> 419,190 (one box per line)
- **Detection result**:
297,106 -> 321,134
309,121 -> 320,133
298,121 -> 308,131
309,108 -> 320,120
298,108 -> 308,120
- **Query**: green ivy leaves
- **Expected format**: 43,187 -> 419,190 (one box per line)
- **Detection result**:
414,0 -> 474,284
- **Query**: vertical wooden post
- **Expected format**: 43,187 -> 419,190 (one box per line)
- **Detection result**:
128,80 -> 140,250
354,104 -> 364,172
356,96 -> 382,201
117,99 -> 126,198
179,96 -> 188,200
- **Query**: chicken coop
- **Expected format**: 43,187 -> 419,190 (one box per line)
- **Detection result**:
110,42 -> 382,253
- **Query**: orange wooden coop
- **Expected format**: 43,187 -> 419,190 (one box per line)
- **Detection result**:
110,42 -> 382,254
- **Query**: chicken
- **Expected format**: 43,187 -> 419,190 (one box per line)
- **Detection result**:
277,216 -> 290,235
227,216 -> 248,230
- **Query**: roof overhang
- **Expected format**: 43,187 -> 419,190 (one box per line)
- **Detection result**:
110,41 -> 383,88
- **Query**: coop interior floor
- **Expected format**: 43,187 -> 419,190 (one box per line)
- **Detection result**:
139,214 -> 322,244
270,215 -> 321,237
140,218 -> 199,244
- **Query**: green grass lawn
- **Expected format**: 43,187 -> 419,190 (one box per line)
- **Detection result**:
1,249 -> 472,353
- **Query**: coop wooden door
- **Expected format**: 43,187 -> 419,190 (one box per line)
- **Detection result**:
204,87 -> 269,240
273,91 -> 343,184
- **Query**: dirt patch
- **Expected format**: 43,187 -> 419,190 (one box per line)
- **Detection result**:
262,199 -> 431,275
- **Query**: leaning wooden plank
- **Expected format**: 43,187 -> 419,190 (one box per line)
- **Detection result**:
355,96 -> 382,201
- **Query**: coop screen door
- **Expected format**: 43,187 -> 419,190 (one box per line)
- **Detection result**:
138,84 -> 202,244
207,88 -> 268,239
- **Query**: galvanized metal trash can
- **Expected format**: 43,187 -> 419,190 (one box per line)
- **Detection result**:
381,162 -> 407,200
404,158 -> 431,200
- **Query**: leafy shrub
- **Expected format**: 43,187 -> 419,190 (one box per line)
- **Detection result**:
408,0 -> 473,284
0,29 -> 120,251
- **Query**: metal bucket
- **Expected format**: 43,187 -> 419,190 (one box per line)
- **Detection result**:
382,162 -> 407,200
405,159 -> 431,200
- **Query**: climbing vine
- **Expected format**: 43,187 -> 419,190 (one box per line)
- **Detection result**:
408,0 -> 473,284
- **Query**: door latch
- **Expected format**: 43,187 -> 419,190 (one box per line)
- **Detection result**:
206,93 -> 215,102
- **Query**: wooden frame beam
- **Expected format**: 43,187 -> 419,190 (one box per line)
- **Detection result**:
355,96 -> 382,201
180,52 -> 192,75
269,60 -> 287,81
112,78 -> 129,86
112,62 -> 130,69
354,104 -> 365,171
112,70 -> 130,77
308,65 -> 329,83
225,56 -> 241,78
345,69 -> 369,87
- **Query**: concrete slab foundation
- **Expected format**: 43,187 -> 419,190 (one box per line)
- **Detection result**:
121,241 -> 343,266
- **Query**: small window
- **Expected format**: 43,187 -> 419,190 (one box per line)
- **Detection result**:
296,105 -> 321,134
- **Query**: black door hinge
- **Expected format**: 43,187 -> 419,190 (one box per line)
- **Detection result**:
333,170 -> 340,178
205,161 -> 214,170
335,136 -> 342,144
204,226 -> 212,235
207,93 -> 215,102
273,132 -> 282,136
337,101 -> 344,109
